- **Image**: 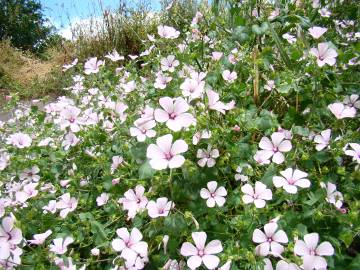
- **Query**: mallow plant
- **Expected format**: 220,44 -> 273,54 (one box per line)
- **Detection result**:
0,0 -> 359,269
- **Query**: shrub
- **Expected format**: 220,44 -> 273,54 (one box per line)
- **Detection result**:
0,0 -> 54,53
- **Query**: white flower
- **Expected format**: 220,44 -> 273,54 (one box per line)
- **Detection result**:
180,232 -> 223,270
273,168 -> 311,194
56,193 -> 78,218
19,166 -> 40,182
320,182 -> 343,209
197,146 -> 219,168
294,233 -> 334,270
0,152 -> 10,171
96,193 -> 109,206
28,230 -> 52,245
200,181 -> 227,208
146,134 -> 188,170
241,181 -> 272,208
252,222 -> 288,256
146,197 -> 173,218
313,129 -> 331,151
161,55 -> 180,73
255,132 -> 292,164
50,237 -> 74,255
130,119 -> 156,142
308,27 -> 327,39
111,227 -> 148,265
344,143 -> 360,164
222,70 -> 237,83
6,133 -> 32,148
282,33 -> 296,44
310,43 -> 338,67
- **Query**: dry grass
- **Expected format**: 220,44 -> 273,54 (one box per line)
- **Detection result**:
0,40 -> 69,102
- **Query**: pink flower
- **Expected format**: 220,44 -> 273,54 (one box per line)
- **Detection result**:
211,52 -> 223,61
313,129 -> 331,151
328,102 -> 356,119
0,216 -> 22,245
206,89 -> 235,114
146,134 -> 188,170
42,200 -> 57,214
130,119 -> 156,142
320,182 -> 343,209
222,70 -> 237,83
118,185 -> 148,219
6,133 -> 32,148
264,80 -> 275,91
252,222 -> 288,256
27,230 -> 52,245
0,152 -> 10,171
294,233 -> 334,270
273,168 -> 311,194
15,182 -> 39,203
19,166 -> 40,182
105,49 -> 124,62
111,155 -> 124,173
263,259 -> 300,270
56,193 -> 78,218
241,181 -> 272,208
59,106 -> 83,132
158,25 -> 180,39
154,72 -> 172,89
282,33 -> 296,44
310,43 -> 338,67
344,143 -> 360,164
84,57 -> 104,74
180,232 -> 223,269
180,78 -> 205,100
256,132 -> 292,164
161,55 -> 180,72
62,58 -> 78,71
111,227 -> 148,265
308,27 -> 327,39
192,130 -> 211,145
200,181 -> 227,208
154,97 -> 195,131
49,237 -> 74,255
114,102 -> 128,123
146,197 -> 173,218
62,132 -> 80,150
197,146 -> 219,167
234,165 -> 250,182
318,8 -> 331,18
96,193 -> 109,206
343,94 -> 360,109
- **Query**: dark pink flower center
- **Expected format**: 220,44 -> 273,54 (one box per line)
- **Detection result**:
165,153 -> 173,160
198,249 -> 204,257
288,178 -> 295,184
210,192 -> 216,198
310,249 -> 316,256
267,237 -> 273,243
272,147 -> 278,152
169,112 -> 177,119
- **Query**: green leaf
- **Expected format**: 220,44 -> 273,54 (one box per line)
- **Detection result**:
139,161 -> 155,179
267,21 -> 292,68
292,126 -> 310,136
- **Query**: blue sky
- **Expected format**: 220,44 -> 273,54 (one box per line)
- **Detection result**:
40,0 -> 161,29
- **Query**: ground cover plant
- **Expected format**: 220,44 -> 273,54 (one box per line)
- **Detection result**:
0,0 -> 360,269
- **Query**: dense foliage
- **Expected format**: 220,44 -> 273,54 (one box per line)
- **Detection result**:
0,0 -> 359,270
0,0 -> 53,53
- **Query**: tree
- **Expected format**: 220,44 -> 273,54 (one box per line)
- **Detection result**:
0,0 -> 53,53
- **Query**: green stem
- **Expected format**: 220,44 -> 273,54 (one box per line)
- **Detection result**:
168,169 -> 174,202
